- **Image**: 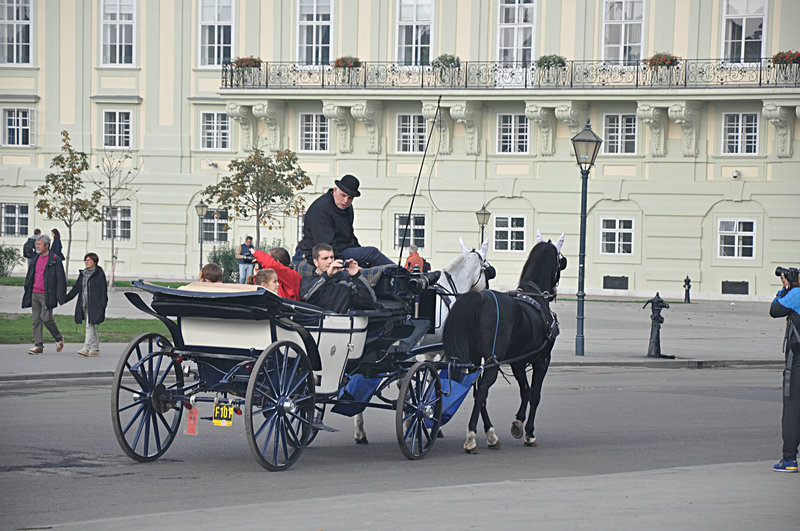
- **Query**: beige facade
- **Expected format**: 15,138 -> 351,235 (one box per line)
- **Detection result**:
1,0 -> 799,299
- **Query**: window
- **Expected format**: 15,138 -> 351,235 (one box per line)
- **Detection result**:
723,0 -> 764,63
202,209 -> 228,242
0,0 -> 31,64
498,0 -> 535,66
397,114 -> 427,153
103,110 -> 132,148
722,112 -> 758,155
602,0 -> 643,65
718,219 -> 755,259
102,206 -> 131,240
2,108 -> 34,146
397,0 -> 431,66
101,0 -> 135,65
603,113 -> 637,154
199,0 -> 232,66
497,114 -> 529,154
297,0 -> 331,65
201,111 -> 230,150
601,218 -> 633,254
1,203 -> 28,236
494,215 -> 526,251
299,113 -> 329,152
395,213 -> 425,249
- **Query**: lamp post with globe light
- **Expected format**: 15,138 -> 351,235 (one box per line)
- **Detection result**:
475,205 -> 491,243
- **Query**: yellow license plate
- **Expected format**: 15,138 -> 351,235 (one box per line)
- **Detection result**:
212,404 -> 234,427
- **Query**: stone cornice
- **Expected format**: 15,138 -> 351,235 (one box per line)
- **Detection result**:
524,103 -> 555,156
449,101 -> 483,155
322,101 -> 354,154
667,101 -> 702,157
225,102 -> 257,150
554,101 -> 587,137
422,100 -> 453,155
636,103 -> 668,157
350,100 -> 383,154
762,101 -> 794,158
252,100 -> 285,152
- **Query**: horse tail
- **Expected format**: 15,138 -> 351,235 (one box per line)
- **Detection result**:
443,291 -> 484,362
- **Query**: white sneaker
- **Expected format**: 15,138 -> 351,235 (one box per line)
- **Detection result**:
87,350 -> 100,357
77,347 -> 90,356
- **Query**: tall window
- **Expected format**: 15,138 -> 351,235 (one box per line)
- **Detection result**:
397,0 -> 431,66
199,0 -> 232,66
2,108 -> 34,146
494,215 -> 526,252
722,112 -> 758,155
103,110 -> 132,148
395,213 -> 425,249
397,114 -> 426,153
201,111 -> 230,150
497,114 -> 529,154
601,218 -> 633,254
101,0 -> 135,65
603,113 -> 637,154
1,203 -> 28,236
498,0 -> 535,66
298,0 -> 331,65
718,219 -> 755,259
0,0 -> 31,64
202,209 -> 228,242
603,0 -> 643,65
102,206 -> 131,240
723,0 -> 764,63
299,113 -> 329,152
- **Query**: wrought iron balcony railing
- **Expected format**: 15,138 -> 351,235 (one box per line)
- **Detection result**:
220,59 -> 799,90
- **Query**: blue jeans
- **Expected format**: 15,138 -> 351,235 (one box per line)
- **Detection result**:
239,262 -> 254,283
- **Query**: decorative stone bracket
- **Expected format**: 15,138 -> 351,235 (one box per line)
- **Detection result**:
422,100 -> 453,155
449,101 -> 483,155
763,102 -> 795,158
225,102 -> 257,151
525,103 -> 555,156
322,101 -> 354,154
667,101 -> 701,157
351,100 -> 384,154
554,101 -> 587,138
637,103 -> 668,157
252,100 -> 285,152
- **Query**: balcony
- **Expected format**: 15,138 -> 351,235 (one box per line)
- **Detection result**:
220,59 -> 799,91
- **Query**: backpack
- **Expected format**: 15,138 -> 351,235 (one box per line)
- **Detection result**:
22,237 -> 36,259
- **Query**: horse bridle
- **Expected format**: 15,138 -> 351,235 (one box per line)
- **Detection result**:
437,251 -> 496,307
519,249 -> 564,302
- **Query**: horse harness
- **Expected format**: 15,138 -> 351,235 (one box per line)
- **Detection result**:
435,251 -> 496,309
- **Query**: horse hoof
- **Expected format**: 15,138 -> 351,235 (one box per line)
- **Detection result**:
355,436 -> 368,445
464,445 -> 478,454
523,435 -> 537,447
510,420 -> 523,439
486,427 -> 500,449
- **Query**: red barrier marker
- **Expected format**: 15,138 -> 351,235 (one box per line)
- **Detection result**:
185,407 -> 198,435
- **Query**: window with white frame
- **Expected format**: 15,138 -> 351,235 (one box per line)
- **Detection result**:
494,215 -> 526,251
297,0 -> 331,65
498,0 -> 535,66
0,0 -> 31,65
1,203 -> 28,236
394,213 -> 425,249
603,113 -> 637,154
718,219 -> 755,259
299,113 -> 329,152
103,110 -> 132,148
202,209 -> 228,242
601,218 -> 633,254
2,108 -> 34,146
397,0 -> 431,66
102,206 -> 131,240
397,114 -> 427,153
497,114 -> 529,154
602,0 -> 643,65
722,112 -> 758,155
101,0 -> 135,65
722,0 -> 764,63
201,111 -> 230,150
199,0 -> 232,66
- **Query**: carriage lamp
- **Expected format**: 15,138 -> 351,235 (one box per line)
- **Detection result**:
570,120 -> 602,357
475,205 -> 491,243
195,200 -> 209,271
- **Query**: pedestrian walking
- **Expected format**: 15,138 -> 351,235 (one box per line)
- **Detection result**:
50,228 -> 63,261
236,236 -> 255,283
64,253 -> 108,357
21,233 -> 66,355
22,228 -> 41,263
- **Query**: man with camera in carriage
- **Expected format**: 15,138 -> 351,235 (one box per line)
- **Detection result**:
300,243 -> 377,313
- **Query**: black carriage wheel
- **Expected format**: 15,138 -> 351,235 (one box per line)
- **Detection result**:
395,361 -> 442,460
245,340 -> 316,471
111,332 -> 184,462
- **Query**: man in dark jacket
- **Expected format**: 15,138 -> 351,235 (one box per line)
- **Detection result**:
300,243 -> 377,313
769,267 -> 800,472
21,234 -> 66,355
294,174 -> 393,268
22,228 -> 40,262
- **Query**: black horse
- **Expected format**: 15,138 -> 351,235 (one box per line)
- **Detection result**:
442,238 -> 566,453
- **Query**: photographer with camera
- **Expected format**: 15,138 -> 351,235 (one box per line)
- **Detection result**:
300,243 -> 377,313
236,236 -> 255,284
769,266 -> 800,473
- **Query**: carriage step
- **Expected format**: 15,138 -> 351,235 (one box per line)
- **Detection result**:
313,421 -> 339,433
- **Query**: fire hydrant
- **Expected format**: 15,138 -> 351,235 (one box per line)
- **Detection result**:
683,276 -> 691,303
643,292 -> 674,359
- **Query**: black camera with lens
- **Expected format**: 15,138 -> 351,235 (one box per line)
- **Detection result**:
775,266 -> 800,286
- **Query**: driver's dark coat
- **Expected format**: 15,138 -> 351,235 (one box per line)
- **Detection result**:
297,189 -> 359,261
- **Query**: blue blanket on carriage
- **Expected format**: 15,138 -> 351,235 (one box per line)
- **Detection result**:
331,374 -> 383,417
429,369 -> 481,427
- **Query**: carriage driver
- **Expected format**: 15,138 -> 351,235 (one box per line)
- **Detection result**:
293,174 -> 394,268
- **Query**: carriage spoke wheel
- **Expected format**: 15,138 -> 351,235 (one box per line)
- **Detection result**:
111,332 -> 184,462
245,341 -> 316,471
395,361 -> 442,460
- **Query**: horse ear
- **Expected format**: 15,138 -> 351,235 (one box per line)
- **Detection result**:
480,238 -> 489,258
536,229 -> 543,244
459,238 -> 469,253
555,233 -> 565,254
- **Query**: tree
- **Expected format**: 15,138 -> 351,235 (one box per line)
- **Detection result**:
90,150 -> 141,287
35,130 -> 102,276
202,149 -> 311,244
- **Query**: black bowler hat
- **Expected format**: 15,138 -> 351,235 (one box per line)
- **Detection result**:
334,174 -> 361,197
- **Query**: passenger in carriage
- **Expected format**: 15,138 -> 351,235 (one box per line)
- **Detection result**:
252,246 -> 301,300
199,262 -> 223,283
254,268 -> 280,295
299,243 -> 377,313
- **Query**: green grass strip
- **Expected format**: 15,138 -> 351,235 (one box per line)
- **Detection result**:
1,313 -> 169,344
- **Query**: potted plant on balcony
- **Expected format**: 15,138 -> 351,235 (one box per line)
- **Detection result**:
233,55 -> 262,68
535,54 -> 566,85
231,56 -> 262,86
432,53 -> 461,85
646,52 -> 680,85
333,56 -> 361,85
771,50 -> 800,81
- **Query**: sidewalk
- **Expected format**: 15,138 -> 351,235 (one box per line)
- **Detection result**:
0,285 -> 787,381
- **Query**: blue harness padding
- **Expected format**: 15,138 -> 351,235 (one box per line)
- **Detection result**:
425,369 -> 482,428
331,375 -> 383,416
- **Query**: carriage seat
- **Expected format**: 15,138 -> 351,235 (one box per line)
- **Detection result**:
177,282 -> 260,293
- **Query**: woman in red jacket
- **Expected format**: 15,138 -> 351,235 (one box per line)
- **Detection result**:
252,247 -> 302,300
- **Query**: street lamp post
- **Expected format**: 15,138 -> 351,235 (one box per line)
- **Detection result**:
475,205 -> 491,243
195,200 -> 208,271
570,120 -> 603,357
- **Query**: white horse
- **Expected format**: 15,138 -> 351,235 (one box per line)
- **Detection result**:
353,238 -> 493,444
